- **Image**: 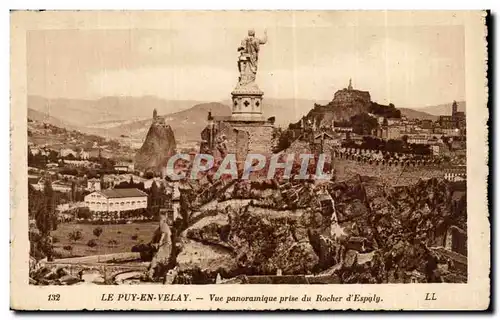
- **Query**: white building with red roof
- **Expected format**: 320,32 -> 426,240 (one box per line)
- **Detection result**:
84,188 -> 148,212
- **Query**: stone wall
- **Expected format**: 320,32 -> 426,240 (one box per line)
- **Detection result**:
332,155 -> 445,186
215,121 -> 275,161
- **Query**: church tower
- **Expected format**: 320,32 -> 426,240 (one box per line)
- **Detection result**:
348,78 -> 353,91
452,100 -> 458,117
153,108 -> 158,119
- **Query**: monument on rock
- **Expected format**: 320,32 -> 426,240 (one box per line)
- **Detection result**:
200,28 -> 276,161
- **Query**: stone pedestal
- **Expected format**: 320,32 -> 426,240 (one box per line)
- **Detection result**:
231,82 -> 265,122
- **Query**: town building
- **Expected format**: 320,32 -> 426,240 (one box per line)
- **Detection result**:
431,145 -> 440,156
386,118 -> 401,126
376,125 -> 401,140
114,162 -> 134,173
407,135 -> 430,145
444,166 -> 467,182
79,150 -> 90,160
438,101 -> 466,130
59,148 -> 77,158
84,188 -> 148,212
420,119 -> 433,130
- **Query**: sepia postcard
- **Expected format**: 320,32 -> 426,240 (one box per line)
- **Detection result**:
10,10 -> 489,311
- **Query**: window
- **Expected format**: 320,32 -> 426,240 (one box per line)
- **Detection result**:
132,201 -> 136,205
121,202 -> 124,206
110,203 -> 113,207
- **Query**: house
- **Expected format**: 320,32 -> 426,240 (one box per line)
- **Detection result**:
84,188 -> 148,212
114,162 -> 134,173
79,150 -> 90,160
407,134 -> 431,145
59,148 -> 77,158
444,167 -> 467,182
430,145 -> 440,157
386,118 -> 401,126
51,181 -> 72,192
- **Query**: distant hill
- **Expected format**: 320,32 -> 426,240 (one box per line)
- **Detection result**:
104,102 -> 232,144
399,108 -> 438,121
28,108 -> 75,129
28,95 -> 205,127
222,98 -> 328,128
27,118 -> 135,160
416,101 -> 466,116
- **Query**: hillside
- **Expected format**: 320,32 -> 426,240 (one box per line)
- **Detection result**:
399,108 -> 438,121
110,102 -> 232,145
222,98 -> 328,128
417,101 -> 466,116
28,108 -> 76,130
28,95 -> 204,127
27,118 -> 135,159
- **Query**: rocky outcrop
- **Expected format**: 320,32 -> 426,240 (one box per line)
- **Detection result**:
308,87 -> 372,125
135,115 -> 176,173
162,174 -> 467,284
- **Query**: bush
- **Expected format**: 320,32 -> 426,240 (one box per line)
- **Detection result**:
131,243 -> 155,261
68,230 -> 82,242
131,234 -> 139,241
52,236 -> 59,244
87,239 -> 98,248
76,207 -> 91,220
93,227 -> 103,238
63,245 -> 73,251
108,240 -> 118,247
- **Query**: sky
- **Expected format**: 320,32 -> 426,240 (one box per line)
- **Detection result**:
26,12 -> 465,109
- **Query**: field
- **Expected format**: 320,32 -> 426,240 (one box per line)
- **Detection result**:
51,222 -> 158,257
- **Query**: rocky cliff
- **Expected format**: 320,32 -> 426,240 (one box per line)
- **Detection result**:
292,84 -> 400,129
144,176 -> 466,284
305,87 -> 372,126
134,116 -> 177,173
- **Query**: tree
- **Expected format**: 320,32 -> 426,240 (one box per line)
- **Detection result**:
87,239 -> 98,248
68,230 -> 82,243
100,175 -> 106,189
35,178 -> 58,236
93,227 -> 103,238
150,181 -> 159,207
158,183 -> 167,209
70,181 -> 76,202
350,113 -> 379,136
108,239 -> 118,247
401,135 -> 409,145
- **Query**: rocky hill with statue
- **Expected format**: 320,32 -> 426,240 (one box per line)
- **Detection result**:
289,79 -> 401,133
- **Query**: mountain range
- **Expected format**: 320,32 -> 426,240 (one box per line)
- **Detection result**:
28,95 -> 464,147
